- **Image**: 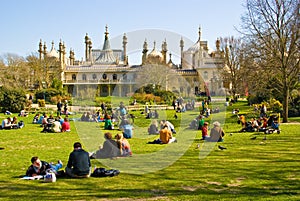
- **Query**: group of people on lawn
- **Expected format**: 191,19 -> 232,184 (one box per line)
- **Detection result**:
33,113 -> 71,133
26,142 -> 91,178
22,98 -> 227,179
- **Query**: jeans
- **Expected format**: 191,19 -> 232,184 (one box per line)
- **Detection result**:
49,163 -> 63,173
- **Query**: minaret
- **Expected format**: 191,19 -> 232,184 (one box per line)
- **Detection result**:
88,40 -> 92,63
142,39 -> 148,65
123,33 -> 128,65
38,39 -> 43,60
43,42 -> 47,59
59,39 -> 63,65
198,26 -> 203,67
69,49 -> 75,66
180,37 -> 184,67
85,33 -> 89,61
161,39 -> 167,64
62,42 -> 66,66
216,38 -> 220,51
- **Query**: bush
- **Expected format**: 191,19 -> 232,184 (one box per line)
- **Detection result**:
288,108 -> 300,117
0,87 -> 27,113
35,88 -> 68,104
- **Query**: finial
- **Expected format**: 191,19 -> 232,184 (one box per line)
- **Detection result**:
198,25 -> 201,40
153,41 -> 156,50
123,33 -> 127,43
143,38 -> 148,50
180,37 -> 184,47
104,25 -> 109,39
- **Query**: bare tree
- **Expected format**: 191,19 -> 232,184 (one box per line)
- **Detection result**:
26,54 -> 62,90
242,0 -> 300,122
218,36 -> 246,99
0,53 -> 31,89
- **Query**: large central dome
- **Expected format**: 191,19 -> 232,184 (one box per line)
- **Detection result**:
147,41 -> 163,63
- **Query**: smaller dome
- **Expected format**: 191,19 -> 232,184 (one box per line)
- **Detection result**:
148,48 -> 163,59
147,41 -> 163,61
47,41 -> 59,58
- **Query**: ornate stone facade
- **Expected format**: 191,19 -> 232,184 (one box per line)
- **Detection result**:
39,26 -> 226,97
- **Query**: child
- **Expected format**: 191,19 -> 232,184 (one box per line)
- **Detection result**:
202,122 -> 209,140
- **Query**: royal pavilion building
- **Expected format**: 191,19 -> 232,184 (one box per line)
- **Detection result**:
38,26 -> 226,98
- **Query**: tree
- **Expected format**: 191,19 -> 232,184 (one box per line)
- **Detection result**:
241,0 -> 300,122
218,36 -> 246,98
0,87 -> 27,113
26,54 -> 62,90
0,53 -> 31,89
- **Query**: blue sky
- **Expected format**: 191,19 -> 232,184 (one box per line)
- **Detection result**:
0,0 -> 245,64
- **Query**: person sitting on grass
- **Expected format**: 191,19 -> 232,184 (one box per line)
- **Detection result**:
206,121 -> 225,142
201,122 -> 209,140
51,117 -> 62,133
61,117 -> 71,132
65,142 -> 91,178
26,156 -> 63,177
91,132 -> 119,159
159,124 -> 177,144
120,119 -> 134,139
115,133 -> 132,157
148,119 -> 159,135
104,115 -> 113,130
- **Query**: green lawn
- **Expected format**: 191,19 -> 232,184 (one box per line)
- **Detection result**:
0,101 -> 299,201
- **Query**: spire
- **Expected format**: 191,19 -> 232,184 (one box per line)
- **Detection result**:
123,33 -> 128,64
198,25 -> 201,41
216,38 -> 220,51
143,38 -> 148,50
102,25 -> 111,50
51,41 -> 55,50
95,25 -> 116,64
153,41 -> 156,50
180,37 -> 184,48
104,24 -> 109,40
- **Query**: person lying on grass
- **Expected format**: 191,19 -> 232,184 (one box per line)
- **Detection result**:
26,156 -> 63,177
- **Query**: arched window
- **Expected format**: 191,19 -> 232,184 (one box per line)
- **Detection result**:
72,74 -> 76,81
204,71 -> 208,80
82,74 -> 87,81
92,74 -> 97,80
113,74 -> 117,80
102,74 -> 107,80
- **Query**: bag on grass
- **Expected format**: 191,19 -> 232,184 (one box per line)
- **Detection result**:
91,168 -> 120,177
44,170 -> 56,182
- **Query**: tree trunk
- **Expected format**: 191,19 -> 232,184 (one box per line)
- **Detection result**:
282,88 -> 289,123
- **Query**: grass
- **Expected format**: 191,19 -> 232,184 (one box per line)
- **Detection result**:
0,100 -> 299,201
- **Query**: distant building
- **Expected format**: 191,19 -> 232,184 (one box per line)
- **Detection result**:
38,26 -> 226,97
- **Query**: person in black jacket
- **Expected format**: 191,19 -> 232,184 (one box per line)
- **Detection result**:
26,156 -> 63,177
65,142 -> 91,178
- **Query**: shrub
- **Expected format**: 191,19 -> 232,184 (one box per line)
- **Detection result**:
0,87 -> 27,113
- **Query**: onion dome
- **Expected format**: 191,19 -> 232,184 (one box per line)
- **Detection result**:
47,41 -> 59,58
147,41 -> 163,62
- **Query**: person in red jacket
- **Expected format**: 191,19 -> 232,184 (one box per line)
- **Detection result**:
61,117 -> 71,132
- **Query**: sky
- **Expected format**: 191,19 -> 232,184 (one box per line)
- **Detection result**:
0,0 -> 245,65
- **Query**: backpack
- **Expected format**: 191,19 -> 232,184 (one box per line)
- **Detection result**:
44,170 -> 56,182
91,168 -> 120,177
